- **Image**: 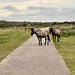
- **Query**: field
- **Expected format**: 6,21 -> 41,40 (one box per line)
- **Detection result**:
53,24 -> 75,75
0,22 -> 75,75
0,27 -> 31,62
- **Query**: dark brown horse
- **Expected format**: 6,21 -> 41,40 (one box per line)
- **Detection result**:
49,27 -> 60,42
31,28 -> 51,45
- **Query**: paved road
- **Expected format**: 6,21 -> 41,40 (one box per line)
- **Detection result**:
0,30 -> 70,75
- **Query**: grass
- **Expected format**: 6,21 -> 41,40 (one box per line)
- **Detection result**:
54,36 -> 75,75
0,27 -> 31,62
0,25 -> 75,75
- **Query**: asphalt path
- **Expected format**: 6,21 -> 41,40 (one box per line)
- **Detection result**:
0,28 -> 70,75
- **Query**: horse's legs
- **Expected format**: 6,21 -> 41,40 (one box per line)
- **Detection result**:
47,35 -> 50,44
47,37 -> 49,45
38,37 -> 41,45
40,38 -> 42,45
44,37 -> 46,45
55,36 -> 56,42
38,38 -> 42,45
57,36 -> 59,42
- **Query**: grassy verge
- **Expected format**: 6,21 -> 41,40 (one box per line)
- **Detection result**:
54,36 -> 75,75
0,27 -> 31,62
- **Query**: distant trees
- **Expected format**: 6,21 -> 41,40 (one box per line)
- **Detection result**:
0,20 -> 75,28
0,21 -> 28,28
0,20 -> 8,28
23,24 -> 27,27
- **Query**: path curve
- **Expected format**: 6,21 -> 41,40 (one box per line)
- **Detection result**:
0,28 -> 70,75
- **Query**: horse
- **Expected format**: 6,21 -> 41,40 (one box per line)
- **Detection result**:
49,27 -> 60,42
31,28 -> 51,45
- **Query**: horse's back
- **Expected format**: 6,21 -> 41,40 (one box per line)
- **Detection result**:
54,29 -> 60,35
41,30 -> 49,36
36,29 -> 49,38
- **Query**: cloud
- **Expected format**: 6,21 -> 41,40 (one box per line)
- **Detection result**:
0,0 -> 75,22
27,6 -> 60,15
27,6 -> 50,10
4,5 -> 18,12
0,0 -> 6,2
0,10 -> 13,17
0,0 -> 34,2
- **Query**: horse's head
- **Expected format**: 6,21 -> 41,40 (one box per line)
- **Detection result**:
31,28 -> 34,35
49,28 -> 53,34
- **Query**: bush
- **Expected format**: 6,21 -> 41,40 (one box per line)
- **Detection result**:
61,30 -> 75,37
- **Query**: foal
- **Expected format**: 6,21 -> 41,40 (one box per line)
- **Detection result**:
49,27 -> 60,42
31,28 -> 51,45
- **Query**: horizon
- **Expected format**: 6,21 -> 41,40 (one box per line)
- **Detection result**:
0,20 -> 75,23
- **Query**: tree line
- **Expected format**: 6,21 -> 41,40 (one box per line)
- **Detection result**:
0,20 -> 75,28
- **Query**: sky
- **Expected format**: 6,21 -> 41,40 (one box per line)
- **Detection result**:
0,0 -> 75,22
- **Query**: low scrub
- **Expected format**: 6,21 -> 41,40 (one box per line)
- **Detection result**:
59,25 -> 75,37
61,30 -> 75,37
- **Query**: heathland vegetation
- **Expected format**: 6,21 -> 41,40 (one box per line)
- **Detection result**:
0,20 -> 75,28
0,20 -> 75,75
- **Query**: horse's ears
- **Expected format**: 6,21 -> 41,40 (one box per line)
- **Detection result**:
50,27 -> 53,29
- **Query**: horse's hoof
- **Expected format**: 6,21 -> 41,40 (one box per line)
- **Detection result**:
44,43 -> 46,45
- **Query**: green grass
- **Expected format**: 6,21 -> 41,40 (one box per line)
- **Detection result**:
54,36 -> 75,75
0,27 -> 31,62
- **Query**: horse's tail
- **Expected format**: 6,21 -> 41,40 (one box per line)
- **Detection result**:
47,35 -> 51,42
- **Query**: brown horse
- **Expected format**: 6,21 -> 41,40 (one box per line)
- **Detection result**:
49,27 -> 60,42
31,28 -> 51,45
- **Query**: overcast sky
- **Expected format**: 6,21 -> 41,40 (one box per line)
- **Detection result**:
0,0 -> 75,22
